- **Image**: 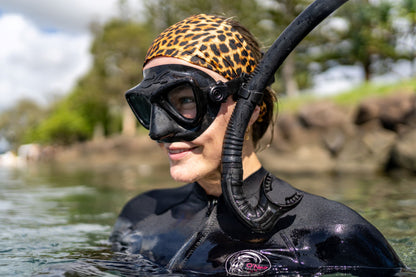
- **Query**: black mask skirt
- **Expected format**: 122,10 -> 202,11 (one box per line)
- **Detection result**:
125,64 -> 243,142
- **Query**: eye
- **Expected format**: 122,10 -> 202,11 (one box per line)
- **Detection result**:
167,85 -> 197,119
179,96 -> 195,105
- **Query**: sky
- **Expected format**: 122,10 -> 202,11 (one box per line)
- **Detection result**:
0,0 -> 143,111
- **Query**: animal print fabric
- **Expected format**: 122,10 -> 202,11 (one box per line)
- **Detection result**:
144,14 -> 256,80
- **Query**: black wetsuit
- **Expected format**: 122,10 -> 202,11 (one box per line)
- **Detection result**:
110,167 -> 404,276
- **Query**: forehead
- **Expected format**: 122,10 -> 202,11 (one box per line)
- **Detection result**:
144,57 -> 228,82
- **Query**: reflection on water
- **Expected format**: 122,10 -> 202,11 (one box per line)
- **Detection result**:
0,164 -> 415,276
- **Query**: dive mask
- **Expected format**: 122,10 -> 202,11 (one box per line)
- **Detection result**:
125,64 -> 244,142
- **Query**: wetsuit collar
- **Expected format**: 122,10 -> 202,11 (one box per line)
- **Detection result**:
194,167 -> 268,200
241,167 -> 268,197
153,167 -> 268,216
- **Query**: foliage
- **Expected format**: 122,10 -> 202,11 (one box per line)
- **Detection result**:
265,0 -> 315,95
4,18 -> 154,146
0,100 -> 47,149
396,0 -> 416,76
143,0 -> 267,37
26,18 -> 154,145
279,77 -> 416,112
312,0 -> 401,80
26,100 -> 91,145
331,77 -> 416,106
74,18 -> 154,136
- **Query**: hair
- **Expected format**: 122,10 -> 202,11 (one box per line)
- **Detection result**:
226,17 -> 277,147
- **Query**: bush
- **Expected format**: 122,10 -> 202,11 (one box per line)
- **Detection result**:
27,107 -> 91,145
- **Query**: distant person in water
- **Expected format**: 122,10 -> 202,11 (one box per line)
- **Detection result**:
110,14 -> 405,276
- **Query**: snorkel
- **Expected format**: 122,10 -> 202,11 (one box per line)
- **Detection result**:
221,0 -> 349,233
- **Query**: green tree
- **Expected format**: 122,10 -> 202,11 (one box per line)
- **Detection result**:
0,100 -> 47,149
21,18 -> 154,145
315,0 -> 400,81
143,0 -> 268,38
63,18 -> 154,138
266,0 -> 315,96
27,101 -> 90,145
398,0 -> 416,75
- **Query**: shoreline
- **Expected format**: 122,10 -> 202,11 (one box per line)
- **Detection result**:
7,91 -> 416,177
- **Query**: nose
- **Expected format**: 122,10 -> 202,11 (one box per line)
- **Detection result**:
148,105 -> 179,141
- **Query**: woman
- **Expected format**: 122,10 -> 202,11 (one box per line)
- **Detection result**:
111,14 -> 405,276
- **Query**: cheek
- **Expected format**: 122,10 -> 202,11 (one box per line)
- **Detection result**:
203,136 -> 223,161
211,98 -> 235,131
199,106 -> 232,159
199,109 -> 229,145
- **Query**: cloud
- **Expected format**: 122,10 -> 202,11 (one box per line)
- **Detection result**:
0,0 -> 145,111
0,0 -> 119,34
0,13 -> 92,109
0,0 -> 146,111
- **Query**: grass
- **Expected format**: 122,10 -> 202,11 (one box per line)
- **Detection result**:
278,77 -> 416,113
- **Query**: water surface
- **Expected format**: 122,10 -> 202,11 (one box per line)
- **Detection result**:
0,165 -> 415,276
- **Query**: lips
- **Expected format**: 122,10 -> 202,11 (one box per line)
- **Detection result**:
169,148 -> 188,154
166,145 -> 197,160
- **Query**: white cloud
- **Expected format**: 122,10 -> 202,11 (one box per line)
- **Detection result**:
0,14 -> 92,109
0,0 -> 147,111
0,0 -> 120,34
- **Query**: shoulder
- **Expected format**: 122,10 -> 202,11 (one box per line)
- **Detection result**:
118,182 -> 196,223
267,175 -> 403,267
267,174 -> 365,223
110,183 -> 197,248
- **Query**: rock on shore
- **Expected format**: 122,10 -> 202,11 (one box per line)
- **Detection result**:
258,92 -> 416,174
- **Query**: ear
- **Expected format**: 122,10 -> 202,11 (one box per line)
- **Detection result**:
248,105 -> 260,127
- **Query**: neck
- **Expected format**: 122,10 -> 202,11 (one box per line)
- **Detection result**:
199,143 -> 262,197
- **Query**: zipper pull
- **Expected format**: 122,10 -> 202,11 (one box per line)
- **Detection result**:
206,198 -> 218,216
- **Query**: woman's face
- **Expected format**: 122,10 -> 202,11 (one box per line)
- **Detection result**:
144,57 -> 234,186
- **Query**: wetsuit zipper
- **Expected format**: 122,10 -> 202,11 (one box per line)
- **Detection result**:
167,198 -> 218,271
206,197 -> 217,216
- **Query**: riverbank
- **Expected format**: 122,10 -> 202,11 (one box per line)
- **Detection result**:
260,91 -> 416,175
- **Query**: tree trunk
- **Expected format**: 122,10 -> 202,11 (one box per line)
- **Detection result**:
363,54 -> 372,81
282,53 -> 299,97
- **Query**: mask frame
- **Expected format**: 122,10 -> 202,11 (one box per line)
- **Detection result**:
125,64 -> 244,142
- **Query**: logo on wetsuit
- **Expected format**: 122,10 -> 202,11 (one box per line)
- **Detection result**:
225,250 -> 271,276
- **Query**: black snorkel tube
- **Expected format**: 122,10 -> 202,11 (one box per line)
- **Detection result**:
221,0 -> 349,233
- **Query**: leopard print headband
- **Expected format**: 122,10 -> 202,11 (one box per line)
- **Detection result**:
144,14 -> 257,80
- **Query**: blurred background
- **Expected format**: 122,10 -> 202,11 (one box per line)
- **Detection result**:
0,0 -> 415,276
0,0 -> 415,153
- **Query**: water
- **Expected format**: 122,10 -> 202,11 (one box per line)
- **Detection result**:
0,164 -> 415,276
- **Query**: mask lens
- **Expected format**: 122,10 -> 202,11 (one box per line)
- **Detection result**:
126,93 -> 151,129
167,84 -> 197,120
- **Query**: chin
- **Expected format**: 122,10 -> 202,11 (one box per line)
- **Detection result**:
169,165 -> 199,183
